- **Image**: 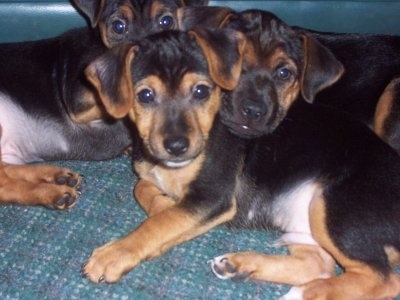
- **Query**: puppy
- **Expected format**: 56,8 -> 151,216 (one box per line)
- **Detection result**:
73,0 -> 209,47
210,10 -> 400,300
180,6 -> 400,152
0,0 -> 207,208
81,28 -> 246,283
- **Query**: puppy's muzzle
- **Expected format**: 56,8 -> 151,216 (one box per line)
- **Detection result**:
164,136 -> 189,156
241,100 -> 267,121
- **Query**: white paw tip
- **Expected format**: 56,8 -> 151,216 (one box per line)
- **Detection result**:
279,286 -> 304,300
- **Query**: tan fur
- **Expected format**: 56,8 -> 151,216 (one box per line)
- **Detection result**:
300,34 -> 345,102
134,179 -> 176,216
0,123 -> 81,208
374,78 -> 399,139
212,196 -> 400,299
385,246 -> 400,266
99,3 -> 135,47
134,153 -> 205,206
242,41 -> 258,69
0,160 -> 81,209
150,0 -> 178,30
212,245 -> 335,285
85,45 -> 136,119
191,30 -> 246,90
130,73 -> 220,163
265,49 -> 300,111
68,89 -> 105,123
305,197 -> 400,300
84,199 -> 237,283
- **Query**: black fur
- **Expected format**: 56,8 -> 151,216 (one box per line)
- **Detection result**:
0,28 -> 133,162
231,101 -> 400,274
181,117 -> 246,221
310,31 -> 400,124
132,31 -> 209,86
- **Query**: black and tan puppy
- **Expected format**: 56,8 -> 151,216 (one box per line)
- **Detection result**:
208,10 -> 400,300
181,6 -> 400,153
74,0 -> 209,47
0,0 -> 207,208
81,28 -> 247,282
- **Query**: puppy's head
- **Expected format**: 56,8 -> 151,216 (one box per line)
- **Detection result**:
85,29 -> 245,168
73,0 -> 209,48
219,10 -> 344,138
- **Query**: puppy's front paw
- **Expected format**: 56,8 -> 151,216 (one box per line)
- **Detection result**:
2,163 -> 83,209
53,170 -> 82,188
44,168 -> 83,209
82,240 -> 138,283
209,254 -> 251,281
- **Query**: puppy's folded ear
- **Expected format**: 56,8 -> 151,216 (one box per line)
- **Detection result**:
300,34 -> 345,102
85,45 -> 136,119
72,0 -> 105,27
190,28 -> 246,90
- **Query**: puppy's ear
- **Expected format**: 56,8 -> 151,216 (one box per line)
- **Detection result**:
182,0 -> 209,6
190,28 -> 246,90
179,7 -> 238,30
85,45 -> 136,119
300,34 -> 344,102
72,0 -> 105,27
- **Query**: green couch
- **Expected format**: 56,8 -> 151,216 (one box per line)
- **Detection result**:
1,1 -> 399,299
0,0 -> 400,43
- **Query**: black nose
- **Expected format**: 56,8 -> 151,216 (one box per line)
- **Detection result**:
241,101 -> 267,120
163,136 -> 189,156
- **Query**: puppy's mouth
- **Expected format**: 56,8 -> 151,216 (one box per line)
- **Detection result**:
146,135 -> 205,168
161,158 -> 194,168
221,119 -> 265,139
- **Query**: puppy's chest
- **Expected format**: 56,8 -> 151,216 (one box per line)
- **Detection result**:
233,176 -> 320,236
135,155 -> 204,201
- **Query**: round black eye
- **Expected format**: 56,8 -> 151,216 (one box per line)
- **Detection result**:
193,85 -> 210,100
277,67 -> 291,80
159,15 -> 174,29
137,89 -> 154,104
112,19 -> 126,34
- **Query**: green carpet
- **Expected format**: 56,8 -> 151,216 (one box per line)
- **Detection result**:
0,156 -> 290,299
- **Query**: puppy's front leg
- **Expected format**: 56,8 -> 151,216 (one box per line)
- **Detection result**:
134,179 -> 176,216
83,202 -> 236,283
210,244 -> 335,285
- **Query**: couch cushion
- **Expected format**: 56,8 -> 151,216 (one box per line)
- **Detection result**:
0,1 -> 85,42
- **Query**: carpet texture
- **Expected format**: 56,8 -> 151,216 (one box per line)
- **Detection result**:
1,156 -> 291,299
